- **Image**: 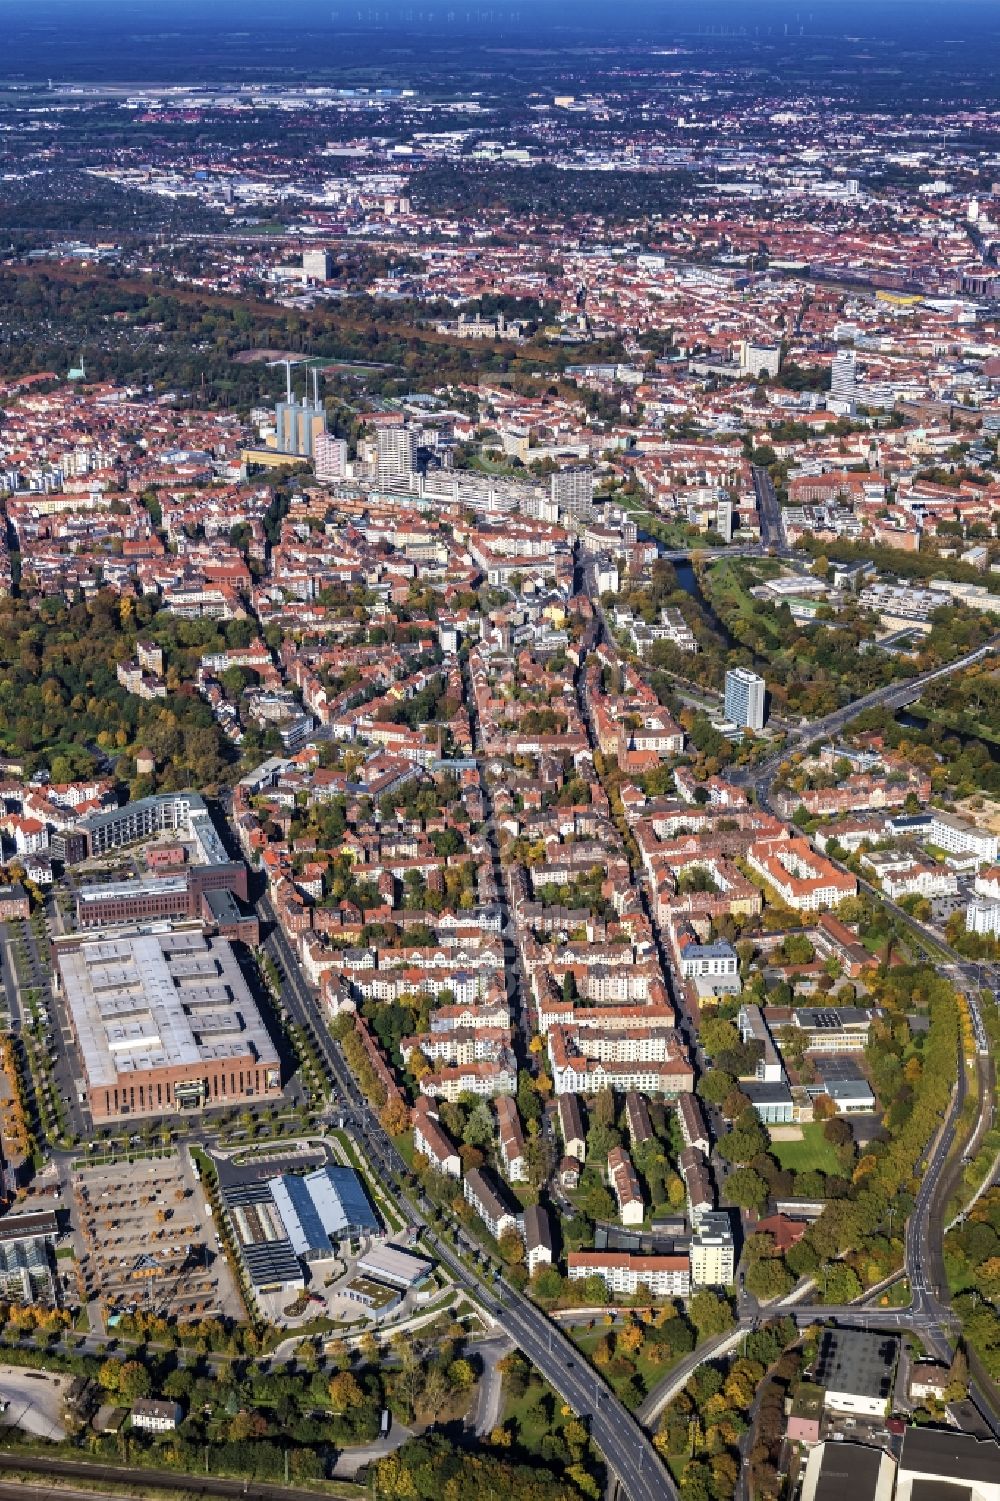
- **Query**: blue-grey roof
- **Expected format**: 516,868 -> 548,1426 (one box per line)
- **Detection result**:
683,942 -> 736,960
271,1173 -> 332,1256
269,1165 -> 379,1253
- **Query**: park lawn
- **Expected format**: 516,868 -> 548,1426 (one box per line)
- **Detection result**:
871,1277 -> 911,1309
665,1453 -> 692,1485
393,1131 -> 415,1167
702,557 -> 787,650
569,1326 -> 681,1409
503,1382 -> 560,1450
617,496 -> 702,549
769,1122 -> 843,1176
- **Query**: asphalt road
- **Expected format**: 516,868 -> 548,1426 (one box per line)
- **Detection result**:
751,465 -> 788,554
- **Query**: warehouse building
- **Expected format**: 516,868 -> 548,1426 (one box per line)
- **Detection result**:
54,924 -> 281,1121
223,1165 -> 380,1299
813,1328 -> 898,1418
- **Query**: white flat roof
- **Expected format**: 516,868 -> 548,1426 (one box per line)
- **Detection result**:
57,927 -> 278,1088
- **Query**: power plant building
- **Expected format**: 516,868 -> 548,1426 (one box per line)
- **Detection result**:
275,364 -> 327,459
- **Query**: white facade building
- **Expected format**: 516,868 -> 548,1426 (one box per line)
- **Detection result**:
690,1212 -> 735,1287
724,667 -> 766,730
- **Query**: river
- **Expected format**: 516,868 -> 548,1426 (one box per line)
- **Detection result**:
898,709 -> 1000,759
667,555 -> 739,651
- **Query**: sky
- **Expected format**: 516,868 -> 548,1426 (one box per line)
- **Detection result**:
1,0 -> 999,82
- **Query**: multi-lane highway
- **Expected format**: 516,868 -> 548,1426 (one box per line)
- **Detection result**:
751,631 -> 1000,807
751,465 -> 788,554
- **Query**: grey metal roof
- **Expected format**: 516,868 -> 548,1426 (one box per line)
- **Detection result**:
899,1427 -> 1000,1484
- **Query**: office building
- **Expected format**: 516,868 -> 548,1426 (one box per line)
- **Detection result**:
724,667 -> 766,730
54,925 -> 281,1122
75,873 -> 244,932
830,350 -> 857,404
314,431 -> 348,482
550,465 -> 595,519
302,248 -> 333,281
376,424 -> 419,481
690,1212 -> 735,1287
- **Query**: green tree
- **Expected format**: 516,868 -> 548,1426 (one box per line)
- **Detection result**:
689,1290 -> 736,1338
118,1361 -> 151,1401
723,1166 -> 769,1214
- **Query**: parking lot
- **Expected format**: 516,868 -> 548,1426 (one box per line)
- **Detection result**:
0,1366 -> 74,1440
72,1152 -> 244,1326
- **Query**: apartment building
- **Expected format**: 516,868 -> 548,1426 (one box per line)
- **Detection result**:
746,837 -> 857,911
412,1105 -> 461,1179
690,1212 -> 736,1288
608,1146 -> 644,1227
678,940 -> 739,981
419,1060 -> 516,1103
567,1251 -> 691,1299
929,811 -> 999,865
882,862 -> 958,900
524,1204 -> 553,1277
496,1095 -> 528,1183
677,1092 -> 710,1156
679,1145 -> 714,1226
557,1093 -> 587,1162
547,1023 -> 693,1098
625,1090 -> 654,1149
463,1167 -> 523,1241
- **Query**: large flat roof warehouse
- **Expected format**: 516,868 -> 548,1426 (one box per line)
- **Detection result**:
814,1328 -> 898,1406
270,1166 -> 379,1255
222,1166 -> 380,1292
357,1243 -> 432,1290
54,924 -> 281,1121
